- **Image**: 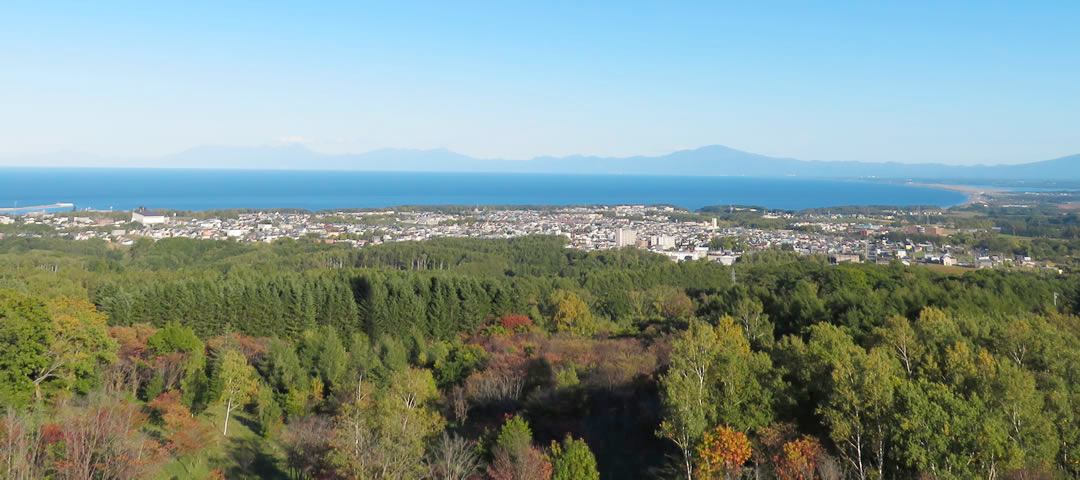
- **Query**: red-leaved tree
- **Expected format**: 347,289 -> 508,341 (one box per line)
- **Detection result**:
488,445 -> 552,480
149,390 -> 217,474
53,396 -> 167,480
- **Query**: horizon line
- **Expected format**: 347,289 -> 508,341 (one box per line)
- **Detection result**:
1,143 -> 1077,168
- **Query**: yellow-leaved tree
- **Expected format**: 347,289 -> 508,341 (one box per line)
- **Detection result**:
217,348 -> 258,436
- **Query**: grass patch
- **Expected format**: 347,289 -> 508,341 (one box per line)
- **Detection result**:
158,408 -> 287,480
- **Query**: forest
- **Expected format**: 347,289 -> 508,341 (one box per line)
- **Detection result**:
0,234 -> 1078,479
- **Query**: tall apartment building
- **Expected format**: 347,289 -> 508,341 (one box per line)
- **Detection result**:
615,228 -> 637,248
650,234 -> 676,250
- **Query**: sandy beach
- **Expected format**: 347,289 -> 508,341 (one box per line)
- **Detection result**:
908,183 -> 1002,206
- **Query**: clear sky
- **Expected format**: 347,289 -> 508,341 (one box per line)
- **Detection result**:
1,1 -> 1078,165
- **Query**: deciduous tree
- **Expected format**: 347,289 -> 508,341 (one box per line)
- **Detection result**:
551,290 -> 598,336
0,290 -> 51,408
53,395 -> 167,480
712,315 -> 777,432
334,367 -> 443,480
149,390 -> 217,474
695,425 -> 751,480
805,323 -> 899,480
31,297 -> 116,401
658,320 -> 720,480
775,436 -> 823,480
216,348 -> 258,436
428,432 -> 481,480
0,409 -> 46,480
282,415 -> 335,480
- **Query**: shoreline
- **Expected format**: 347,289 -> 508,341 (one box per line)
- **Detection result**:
0,202 -> 74,213
907,182 -> 1001,206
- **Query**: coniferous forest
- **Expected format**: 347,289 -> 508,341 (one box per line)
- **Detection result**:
1,235 -> 1078,479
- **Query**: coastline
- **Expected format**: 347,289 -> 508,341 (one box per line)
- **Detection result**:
906,182 -> 1001,206
2,171 -> 966,212
0,202 -> 74,213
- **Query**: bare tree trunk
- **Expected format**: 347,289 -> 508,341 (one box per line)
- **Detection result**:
223,398 -> 233,436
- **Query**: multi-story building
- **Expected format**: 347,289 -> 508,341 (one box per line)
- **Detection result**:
615,228 -> 637,248
650,234 -> 676,250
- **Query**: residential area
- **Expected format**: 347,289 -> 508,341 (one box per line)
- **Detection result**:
0,204 -> 1062,273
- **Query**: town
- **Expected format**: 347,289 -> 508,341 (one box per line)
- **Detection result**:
0,204 -> 1060,272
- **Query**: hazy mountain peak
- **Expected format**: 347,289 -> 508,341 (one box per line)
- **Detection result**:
1,144 -> 1078,180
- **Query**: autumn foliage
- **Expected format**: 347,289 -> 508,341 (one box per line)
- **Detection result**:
149,390 -> 217,467
487,416 -> 553,480
499,314 -> 535,332
488,445 -> 552,480
52,396 -> 168,480
695,425 -> 751,480
775,436 -> 823,480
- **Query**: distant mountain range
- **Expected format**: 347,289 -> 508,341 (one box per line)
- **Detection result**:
4,145 -> 1079,182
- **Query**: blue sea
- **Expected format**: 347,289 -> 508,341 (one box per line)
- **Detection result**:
0,169 -> 967,212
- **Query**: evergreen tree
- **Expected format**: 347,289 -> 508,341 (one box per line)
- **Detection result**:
550,435 -> 599,480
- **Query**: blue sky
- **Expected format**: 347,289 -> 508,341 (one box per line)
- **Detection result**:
1,1 -> 1078,165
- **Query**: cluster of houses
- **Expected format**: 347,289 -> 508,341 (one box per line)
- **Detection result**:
0,206 -> 1061,273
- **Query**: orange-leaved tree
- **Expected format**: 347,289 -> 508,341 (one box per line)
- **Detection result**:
695,425 -> 751,480
775,436 -> 822,480
149,390 -> 217,474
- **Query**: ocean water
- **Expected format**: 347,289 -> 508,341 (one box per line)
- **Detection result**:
0,169 -> 967,212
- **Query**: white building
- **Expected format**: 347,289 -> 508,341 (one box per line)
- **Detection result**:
833,254 -> 862,264
132,210 -> 167,225
615,228 -> 637,248
650,234 -> 676,250
662,250 -> 697,262
717,255 -> 737,266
